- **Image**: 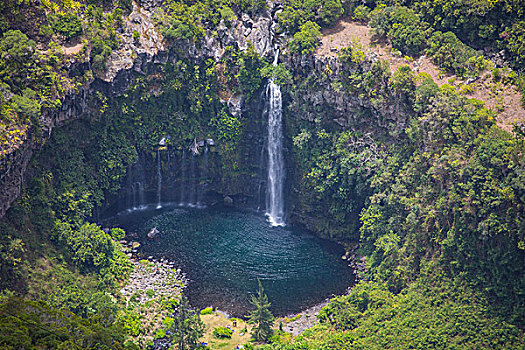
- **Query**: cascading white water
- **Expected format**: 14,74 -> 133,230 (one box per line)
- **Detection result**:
156,150 -> 162,209
189,153 -> 196,207
197,145 -> 208,207
137,182 -> 145,209
179,150 -> 186,205
266,52 -> 285,227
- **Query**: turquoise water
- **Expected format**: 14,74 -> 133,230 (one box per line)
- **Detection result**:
114,205 -> 353,316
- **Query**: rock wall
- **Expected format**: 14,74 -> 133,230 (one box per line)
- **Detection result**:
285,52 -> 409,133
0,90 -> 89,218
0,2 -> 281,218
0,1 -> 409,224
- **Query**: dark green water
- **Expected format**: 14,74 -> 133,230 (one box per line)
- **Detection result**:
114,205 -> 353,316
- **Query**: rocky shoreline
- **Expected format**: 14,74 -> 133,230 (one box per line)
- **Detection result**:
120,257 -> 187,304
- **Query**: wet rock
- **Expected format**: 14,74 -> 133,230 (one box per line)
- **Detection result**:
224,196 -> 233,205
148,227 -> 159,239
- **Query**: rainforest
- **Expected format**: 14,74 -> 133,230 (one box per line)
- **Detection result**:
0,0 -> 524,349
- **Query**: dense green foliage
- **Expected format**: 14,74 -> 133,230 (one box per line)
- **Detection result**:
369,6 -> 488,78
49,13 -> 83,38
1,0 -> 524,348
157,0 -> 267,42
168,295 -> 205,350
369,6 -> 431,57
288,21 -> 322,55
277,0 -> 343,34
289,44 -> 525,343
0,297 -> 131,349
257,278 -> 524,349
358,0 -> 525,72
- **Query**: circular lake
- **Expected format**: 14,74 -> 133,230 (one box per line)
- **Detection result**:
112,205 -> 353,316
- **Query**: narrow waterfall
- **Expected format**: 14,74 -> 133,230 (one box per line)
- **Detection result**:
179,150 -> 186,205
189,153 -> 196,206
136,182 -> 145,209
156,150 -> 162,209
166,148 -> 171,181
266,52 -> 285,227
197,145 -> 208,206
129,182 -> 135,210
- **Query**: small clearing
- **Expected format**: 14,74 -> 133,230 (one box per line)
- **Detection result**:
201,312 -> 253,349
316,18 -> 525,132
62,42 -> 85,56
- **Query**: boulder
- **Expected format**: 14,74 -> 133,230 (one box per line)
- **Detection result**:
148,227 -> 159,239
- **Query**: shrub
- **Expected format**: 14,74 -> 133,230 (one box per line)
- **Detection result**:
53,221 -> 114,272
132,30 -> 140,44
163,18 -> 203,41
500,21 -> 525,70
277,0 -> 342,34
110,227 -> 125,240
288,21 -> 322,55
426,31 -> 483,77
219,6 -> 236,25
210,109 -> 241,143
261,63 -> 293,85
50,13 -> 83,38
492,67 -> 502,82
212,326 -> 233,338
200,307 -> 213,315
10,88 -> 41,120
352,5 -> 370,23
154,329 -> 166,339
0,29 -> 36,62
369,6 -> 430,56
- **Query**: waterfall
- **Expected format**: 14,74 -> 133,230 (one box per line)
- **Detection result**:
197,145 -> 208,207
167,148 -> 171,181
137,182 -> 145,209
179,150 -> 186,205
128,181 -> 145,211
156,150 -> 162,209
189,153 -> 196,207
129,182 -> 135,210
265,51 -> 285,227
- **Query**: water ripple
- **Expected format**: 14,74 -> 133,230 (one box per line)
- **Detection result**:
115,207 -> 353,316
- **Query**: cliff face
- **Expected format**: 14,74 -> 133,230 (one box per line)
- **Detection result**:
286,52 -> 409,132
0,2 -> 281,218
281,51 -> 412,237
0,1 -> 410,223
0,90 -> 89,217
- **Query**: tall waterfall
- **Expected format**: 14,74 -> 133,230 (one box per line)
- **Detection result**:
156,150 -> 162,209
266,52 -> 285,227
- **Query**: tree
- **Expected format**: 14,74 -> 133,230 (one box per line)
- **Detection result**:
50,13 -> 83,38
169,295 -> 205,350
248,278 -> 274,342
288,21 -> 321,55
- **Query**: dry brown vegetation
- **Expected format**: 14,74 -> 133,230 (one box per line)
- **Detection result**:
316,18 -> 525,132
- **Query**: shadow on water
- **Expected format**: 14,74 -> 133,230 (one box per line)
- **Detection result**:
108,204 -> 354,316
